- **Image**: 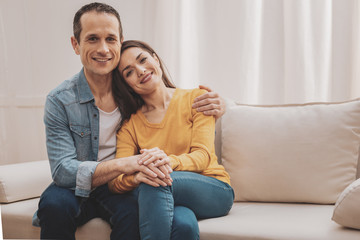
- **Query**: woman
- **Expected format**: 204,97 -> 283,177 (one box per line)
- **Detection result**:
109,40 -> 234,240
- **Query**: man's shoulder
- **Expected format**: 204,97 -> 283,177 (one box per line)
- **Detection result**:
48,71 -> 81,96
47,71 -> 82,102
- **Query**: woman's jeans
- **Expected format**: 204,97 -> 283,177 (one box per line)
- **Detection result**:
37,183 -> 140,240
137,171 -> 234,240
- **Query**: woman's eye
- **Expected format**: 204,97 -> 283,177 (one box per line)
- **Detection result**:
140,57 -> 147,63
125,70 -> 133,77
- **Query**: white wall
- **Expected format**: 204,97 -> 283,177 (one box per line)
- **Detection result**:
1,0 -> 359,165
0,0 -> 154,164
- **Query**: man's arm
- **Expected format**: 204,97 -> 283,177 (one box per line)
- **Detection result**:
192,85 -> 226,120
44,95 -> 99,197
91,155 -> 158,188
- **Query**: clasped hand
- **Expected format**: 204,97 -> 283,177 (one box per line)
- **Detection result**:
134,147 -> 173,188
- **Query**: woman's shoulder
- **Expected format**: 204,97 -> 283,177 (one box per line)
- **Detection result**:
176,88 -> 208,100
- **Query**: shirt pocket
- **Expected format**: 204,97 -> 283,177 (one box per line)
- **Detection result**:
70,124 -> 92,160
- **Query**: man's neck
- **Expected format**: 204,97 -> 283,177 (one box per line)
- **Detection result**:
84,69 -> 116,112
84,70 -> 112,98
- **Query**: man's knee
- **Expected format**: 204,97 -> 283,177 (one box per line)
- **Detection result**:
38,184 -> 79,220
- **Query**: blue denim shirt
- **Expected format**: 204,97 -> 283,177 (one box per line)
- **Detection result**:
44,68 -> 101,198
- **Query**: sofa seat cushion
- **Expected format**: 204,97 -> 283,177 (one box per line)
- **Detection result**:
2,199 -> 360,240
1,197 -> 112,240
198,202 -> 360,240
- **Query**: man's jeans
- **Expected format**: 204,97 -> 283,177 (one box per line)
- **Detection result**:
137,171 -> 234,240
37,183 -> 140,240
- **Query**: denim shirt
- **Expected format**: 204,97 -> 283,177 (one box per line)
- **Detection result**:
44,68 -> 101,198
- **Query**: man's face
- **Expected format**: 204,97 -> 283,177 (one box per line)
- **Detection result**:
71,11 -> 122,80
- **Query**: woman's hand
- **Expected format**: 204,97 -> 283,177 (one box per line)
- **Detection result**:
192,85 -> 226,120
134,171 -> 170,187
138,147 -> 173,183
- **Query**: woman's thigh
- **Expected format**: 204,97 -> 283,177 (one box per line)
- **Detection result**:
171,171 -> 234,219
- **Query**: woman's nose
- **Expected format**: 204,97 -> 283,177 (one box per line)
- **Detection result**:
136,66 -> 146,76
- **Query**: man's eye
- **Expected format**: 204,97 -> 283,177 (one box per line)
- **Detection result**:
88,37 -> 97,41
107,37 -> 116,42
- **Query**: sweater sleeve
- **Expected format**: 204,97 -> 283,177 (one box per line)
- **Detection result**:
169,90 -> 216,172
108,121 -> 139,193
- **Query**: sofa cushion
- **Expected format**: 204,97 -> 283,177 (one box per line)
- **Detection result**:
222,99 -> 360,203
1,198 -> 112,240
198,202 -> 360,240
332,178 -> 360,229
0,160 -> 52,203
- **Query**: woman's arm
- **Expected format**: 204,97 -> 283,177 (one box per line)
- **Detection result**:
140,90 -> 217,172
169,106 -> 216,171
108,123 -> 172,193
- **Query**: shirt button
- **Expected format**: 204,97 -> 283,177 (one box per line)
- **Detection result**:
81,132 -> 84,136
93,114 -> 97,118
94,136 -> 98,140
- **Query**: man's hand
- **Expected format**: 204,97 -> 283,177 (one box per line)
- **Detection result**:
192,85 -> 226,120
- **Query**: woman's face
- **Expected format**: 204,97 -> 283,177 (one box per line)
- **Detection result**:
118,47 -> 163,95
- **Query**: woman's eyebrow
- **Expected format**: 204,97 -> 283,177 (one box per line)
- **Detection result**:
122,53 -> 143,73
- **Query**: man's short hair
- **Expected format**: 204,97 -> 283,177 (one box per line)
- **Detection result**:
73,2 -> 123,43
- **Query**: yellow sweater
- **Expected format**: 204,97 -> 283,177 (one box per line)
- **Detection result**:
109,88 -> 230,193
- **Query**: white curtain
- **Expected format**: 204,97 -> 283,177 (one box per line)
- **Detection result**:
141,0 -> 360,104
1,0 -> 359,164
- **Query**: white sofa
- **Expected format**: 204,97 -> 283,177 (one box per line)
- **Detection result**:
2,98 -> 360,240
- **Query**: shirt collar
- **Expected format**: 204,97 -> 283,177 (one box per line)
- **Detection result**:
77,68 -> 95,104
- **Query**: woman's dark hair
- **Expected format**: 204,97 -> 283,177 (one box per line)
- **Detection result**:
112,40 -> 176,128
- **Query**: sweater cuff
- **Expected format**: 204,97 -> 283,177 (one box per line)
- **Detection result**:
169,156 -> 180,170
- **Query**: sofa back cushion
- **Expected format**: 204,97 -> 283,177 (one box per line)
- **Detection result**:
221,99 -> 360,204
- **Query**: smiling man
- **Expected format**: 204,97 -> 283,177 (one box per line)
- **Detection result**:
33,2 -> 226,240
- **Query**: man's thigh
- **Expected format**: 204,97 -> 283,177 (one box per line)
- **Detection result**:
90,184 -> 139,224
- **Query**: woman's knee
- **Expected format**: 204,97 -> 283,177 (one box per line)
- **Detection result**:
172,206 -> 199,240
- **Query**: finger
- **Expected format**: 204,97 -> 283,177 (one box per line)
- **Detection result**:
193,91 -> 219,104
141,147 -> 160,153
193,96 -> 220,109
203,109 -> 221,116
198,85 -> 213,92
143,156 -> 162,165
139,166 -> 158,178
196,103 -> 221,113
148,163 -> 165,179
152,156 -> 169,167
153,177 -> 169,187
165,164 -> 173,173
158,165 -> 171,179
138,153 -> 153,164
140,176 -> 160,187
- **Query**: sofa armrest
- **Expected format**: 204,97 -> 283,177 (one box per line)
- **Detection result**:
332,178 -> 360,229
0,160 -> 52,203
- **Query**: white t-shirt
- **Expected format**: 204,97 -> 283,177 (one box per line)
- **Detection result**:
97,107 -> 121,162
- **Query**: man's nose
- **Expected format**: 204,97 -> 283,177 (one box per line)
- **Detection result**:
98,40 -> 109,54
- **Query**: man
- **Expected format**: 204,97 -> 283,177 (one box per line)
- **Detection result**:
34,2 -> 226,240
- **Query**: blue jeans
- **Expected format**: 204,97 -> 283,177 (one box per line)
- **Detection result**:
37,183 -> 140,240
137,171 -> 234,240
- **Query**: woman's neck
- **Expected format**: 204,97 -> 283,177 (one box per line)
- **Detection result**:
141,85 -> 175,113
